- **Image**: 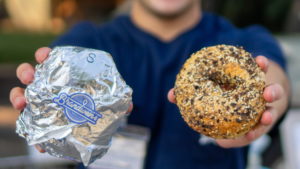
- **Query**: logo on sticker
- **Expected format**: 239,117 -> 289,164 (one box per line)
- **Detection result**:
53,93 -> 102,125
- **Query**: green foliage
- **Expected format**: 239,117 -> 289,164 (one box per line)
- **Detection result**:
0,32 -> 56,63
206,0 -> 293,32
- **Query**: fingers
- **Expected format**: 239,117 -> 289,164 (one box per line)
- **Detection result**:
168,88 -> 176,103
263,83 -> 284,102
16,47 -> 50,85
16,63 -> 35,85
239,111 -> 273,143
10,87 -> 26,110
255,55 -> 269,73
260,110 -> 272,126
35,47 -> 51,63
245,108 -> 275,142
216,126 -> 266,148
217,108 -> 275,148
260,108 -> 274,126
245,124 -> 268,141
13,47 -> 50,110
216,137 -> 250,148
35,145 -> 46,153
216,124 -> 269,148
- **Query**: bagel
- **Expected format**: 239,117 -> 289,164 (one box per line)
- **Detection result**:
174,45 -> 266,139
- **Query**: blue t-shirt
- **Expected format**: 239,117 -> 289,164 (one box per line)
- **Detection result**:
52,13 -> 286,169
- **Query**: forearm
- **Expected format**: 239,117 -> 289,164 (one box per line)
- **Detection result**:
265,61 -> 290,121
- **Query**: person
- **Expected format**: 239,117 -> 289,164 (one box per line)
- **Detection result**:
10,0 -> 290,168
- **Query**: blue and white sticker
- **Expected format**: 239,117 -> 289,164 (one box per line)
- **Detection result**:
53,93 -> 102,125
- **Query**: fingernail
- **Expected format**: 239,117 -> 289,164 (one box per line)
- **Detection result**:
21,71 -> 29,79
21,71 -> 33,83
271,89 -> 276,100
265,59 -> 269,67
15,97 -> 22,104
14,97 -> 24,108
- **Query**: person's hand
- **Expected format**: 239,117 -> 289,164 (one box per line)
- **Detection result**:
10,47 -> 133,153
167,55 -> 285,148
10,47 -> 51,153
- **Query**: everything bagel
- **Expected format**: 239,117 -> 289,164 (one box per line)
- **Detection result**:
174,45 -> 266,139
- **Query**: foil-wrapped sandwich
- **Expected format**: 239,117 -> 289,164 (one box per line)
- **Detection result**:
16,46 -> 133,166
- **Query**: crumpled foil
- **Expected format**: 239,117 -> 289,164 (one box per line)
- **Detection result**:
16,46 -> 132,166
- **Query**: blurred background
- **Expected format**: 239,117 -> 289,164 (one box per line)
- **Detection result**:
0,0 -> 299,169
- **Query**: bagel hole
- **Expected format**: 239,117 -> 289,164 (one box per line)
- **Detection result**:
208,72 -> 237,91
209,77 -> 237,91
220,83 -> 237,91
209,72 -> 237,91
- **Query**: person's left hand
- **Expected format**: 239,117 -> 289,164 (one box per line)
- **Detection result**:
167,55 -> 284,148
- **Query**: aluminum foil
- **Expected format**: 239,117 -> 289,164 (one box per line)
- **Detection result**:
16,46 -> 132,166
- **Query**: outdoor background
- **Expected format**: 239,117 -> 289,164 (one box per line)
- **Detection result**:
0,0 -> 299,169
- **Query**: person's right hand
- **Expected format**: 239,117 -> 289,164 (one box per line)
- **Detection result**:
10,47 -> 52,153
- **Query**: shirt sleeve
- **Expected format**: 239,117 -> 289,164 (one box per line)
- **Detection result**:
50,21 -> 98,49
239,25 -> 286,70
